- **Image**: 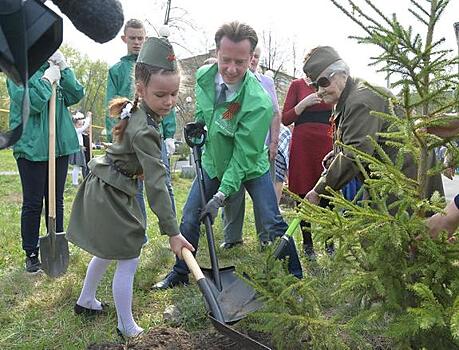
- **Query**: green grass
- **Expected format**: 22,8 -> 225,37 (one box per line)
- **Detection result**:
0,148 -> 304,349
0,148 -> 18,172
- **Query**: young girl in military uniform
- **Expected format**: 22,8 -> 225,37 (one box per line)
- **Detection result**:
66,37 -> 193,339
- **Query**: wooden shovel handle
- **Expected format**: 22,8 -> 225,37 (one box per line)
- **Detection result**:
48,83 -> 56,219
181,247 -> 226,323
181,248 -> 204,280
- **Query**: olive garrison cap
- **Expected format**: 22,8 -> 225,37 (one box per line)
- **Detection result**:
303,46 -> 341,81
137,37 -> 177,71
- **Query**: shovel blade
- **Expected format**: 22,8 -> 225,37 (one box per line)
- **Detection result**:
209,315 -> 271,350
202,266 -> 262,323
39,232 -> 69,278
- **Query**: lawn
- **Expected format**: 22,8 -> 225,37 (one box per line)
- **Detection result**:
0,148 -> 304,349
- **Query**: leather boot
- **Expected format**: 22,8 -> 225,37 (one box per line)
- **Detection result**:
152,271 -> 189,290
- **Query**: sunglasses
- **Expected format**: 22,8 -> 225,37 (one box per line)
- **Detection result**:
311,72 -> 337,90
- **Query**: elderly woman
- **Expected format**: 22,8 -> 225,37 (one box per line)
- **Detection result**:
302,46 -> 443,205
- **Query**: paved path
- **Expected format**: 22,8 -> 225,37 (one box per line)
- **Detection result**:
171,159 -> 191,173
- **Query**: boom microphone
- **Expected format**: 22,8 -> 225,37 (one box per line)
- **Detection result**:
50,0 -> 124,43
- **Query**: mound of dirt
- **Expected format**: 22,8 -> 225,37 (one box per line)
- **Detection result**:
86,326 -> 272,350
87,326 -> 194,350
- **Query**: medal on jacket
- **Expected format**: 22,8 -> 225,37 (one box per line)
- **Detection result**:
222,102 -> 241,120
328,114 -> 336,139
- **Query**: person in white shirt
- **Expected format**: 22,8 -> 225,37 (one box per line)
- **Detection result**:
69,111 -> 91,186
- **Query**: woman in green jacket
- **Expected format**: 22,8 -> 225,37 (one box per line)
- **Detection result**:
7,50 -> 83,273
66,37 -> 193,340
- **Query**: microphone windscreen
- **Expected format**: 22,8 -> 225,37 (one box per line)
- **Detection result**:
51,0 -> 124,43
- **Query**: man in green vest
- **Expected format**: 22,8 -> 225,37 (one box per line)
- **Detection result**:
105,19 -> 177,218
153,21 -> 302,289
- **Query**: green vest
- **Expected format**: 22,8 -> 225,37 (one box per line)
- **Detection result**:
7,63 -> 83,161
194,64 -> 273,196
105,54 -> 136,142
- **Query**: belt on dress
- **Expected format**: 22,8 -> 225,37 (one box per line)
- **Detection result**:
105,155 -> 139,180
295,110 -> 331,126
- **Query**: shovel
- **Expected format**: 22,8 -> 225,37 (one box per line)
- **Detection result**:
182,248 -> 269,350
273,198 -> 329,259
273,217 -> 301,259
39,82 -> 69,277
183,122 -> 268,348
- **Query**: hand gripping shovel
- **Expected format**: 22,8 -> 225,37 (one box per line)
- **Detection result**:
183,122 -> 269,349
39,82 -> 69,277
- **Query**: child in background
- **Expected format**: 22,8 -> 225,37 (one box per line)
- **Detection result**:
66,37 -> 193,339
69,111 -> 91,186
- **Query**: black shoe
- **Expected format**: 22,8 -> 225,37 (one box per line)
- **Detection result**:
152,271 -> 189,290
219,241 -> 243,249
74,302 -> 108,316
303,244 -> 317,261
25,253 -> 41,274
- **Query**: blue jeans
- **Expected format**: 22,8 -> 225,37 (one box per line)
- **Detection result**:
173,170 -> 303,278
342,177 -> 362,201
222,185 -> 269,243
135,139 -> 176,223
222,152 -> 275,243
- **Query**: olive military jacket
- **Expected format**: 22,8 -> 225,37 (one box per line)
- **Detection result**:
7,63 -> 83,161
105,54 -> 176,142
96,102 -> 178,235
67,102 -> 179,259
195,64 -> 273,197
313,77 -> 443,198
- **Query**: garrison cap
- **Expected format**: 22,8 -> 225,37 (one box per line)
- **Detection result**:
303,46 -> 341,81
137,37 -> 177,71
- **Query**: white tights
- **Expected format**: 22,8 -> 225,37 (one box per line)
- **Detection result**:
72,165 -> 81,185
77,256 -> 143,337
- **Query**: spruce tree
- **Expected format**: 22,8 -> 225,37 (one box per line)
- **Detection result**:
247,1 -> 459,349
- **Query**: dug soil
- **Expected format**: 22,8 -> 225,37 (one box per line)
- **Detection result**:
87,326 -> 272,350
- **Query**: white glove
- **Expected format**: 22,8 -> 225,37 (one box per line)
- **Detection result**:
48,50 -> 68,70
42,64 -> 61,84
165,138 -> 176,157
